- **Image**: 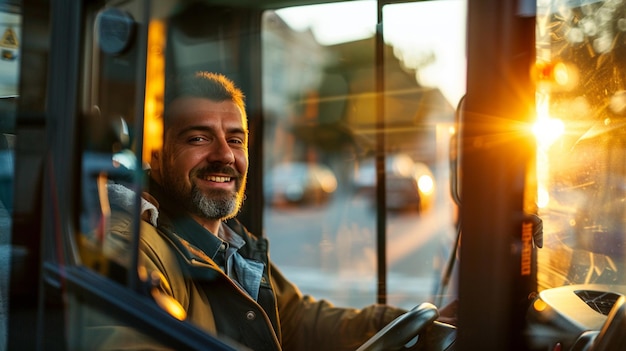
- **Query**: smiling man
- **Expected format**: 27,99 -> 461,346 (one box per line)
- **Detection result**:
151,91 -> 249,234
124,71 -> 410,351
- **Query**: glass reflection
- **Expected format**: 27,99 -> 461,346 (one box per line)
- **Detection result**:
536,0 -> 626,289
79,2 -> 142,276
0,5 -> 19,350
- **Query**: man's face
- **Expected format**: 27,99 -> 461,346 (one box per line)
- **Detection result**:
153,97 -> 248,221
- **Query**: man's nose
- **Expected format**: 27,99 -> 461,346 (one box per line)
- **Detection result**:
207,137 -> 235,164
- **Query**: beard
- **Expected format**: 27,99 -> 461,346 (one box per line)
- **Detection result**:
164,164 -> 247,221
189,181 -> 245,220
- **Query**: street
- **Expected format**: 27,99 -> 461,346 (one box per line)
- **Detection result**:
264,188 -> 458,310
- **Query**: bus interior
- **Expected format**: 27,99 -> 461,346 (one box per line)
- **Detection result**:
4,0 -> 626,350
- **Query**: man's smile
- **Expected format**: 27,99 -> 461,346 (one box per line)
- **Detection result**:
195,172 -> 238,191
205,175 -> 232,183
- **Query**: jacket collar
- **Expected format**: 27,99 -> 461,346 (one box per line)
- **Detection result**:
147,177 -> 269,265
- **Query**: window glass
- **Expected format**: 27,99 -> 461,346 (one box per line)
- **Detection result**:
382,0 -> 465,308
78,1 -> 143,276
72,2 -> 249,349
0,3 -> 19,350
71,2 -> 241,349
262,0 -> 466,309
535,0 -> 626,289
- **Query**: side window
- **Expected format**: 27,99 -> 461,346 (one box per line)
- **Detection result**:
69,3 -> 242,350
0,4 -> 19,351
261,0 -> 466,309
78,4 -> 142,277
70,3 -> 203,350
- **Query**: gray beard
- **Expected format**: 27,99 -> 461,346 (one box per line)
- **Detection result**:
189,184 -> 240,220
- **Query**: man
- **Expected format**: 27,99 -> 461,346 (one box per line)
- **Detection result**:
119,71 -> 411,351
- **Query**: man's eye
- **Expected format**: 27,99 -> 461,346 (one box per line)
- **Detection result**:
229,138 -> 244,145
189,136 -> 207,143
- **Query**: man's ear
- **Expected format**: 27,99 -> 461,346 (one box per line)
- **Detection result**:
151,149 -> 160,162
149,150 -> 162,182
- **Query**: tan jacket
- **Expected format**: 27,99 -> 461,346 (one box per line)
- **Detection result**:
131,217 -> 406,351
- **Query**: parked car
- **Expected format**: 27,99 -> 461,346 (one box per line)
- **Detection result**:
264,162 -> 338,207
354,153 -> 435,212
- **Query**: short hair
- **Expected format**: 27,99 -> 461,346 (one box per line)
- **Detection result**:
163,71 -> 246,127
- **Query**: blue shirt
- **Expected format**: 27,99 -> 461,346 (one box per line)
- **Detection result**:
215,224 -> 265,301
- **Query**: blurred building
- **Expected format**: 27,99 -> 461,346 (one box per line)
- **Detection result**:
261,10 -> 455,190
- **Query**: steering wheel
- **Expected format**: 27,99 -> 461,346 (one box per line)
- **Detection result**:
356,302 -> 439,351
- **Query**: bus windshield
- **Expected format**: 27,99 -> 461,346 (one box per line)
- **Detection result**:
261,0 -> 465,309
